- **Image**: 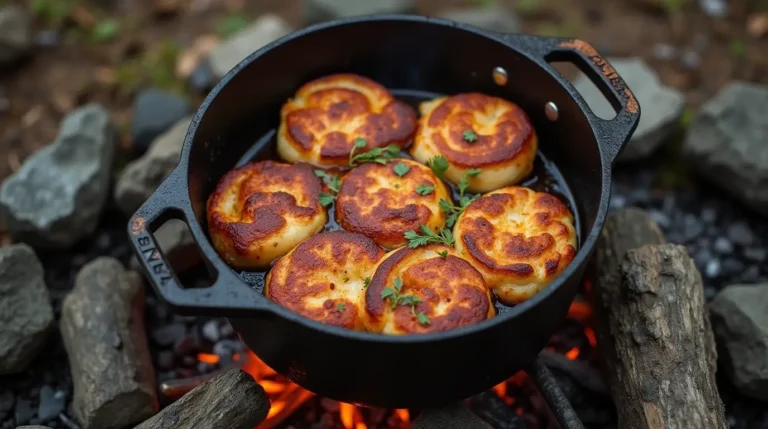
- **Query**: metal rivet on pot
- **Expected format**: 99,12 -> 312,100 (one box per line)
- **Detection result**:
545,102 -> 559,121
492,67 -> 508,86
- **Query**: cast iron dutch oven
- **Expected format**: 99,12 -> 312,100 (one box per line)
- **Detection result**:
128,14 -> 639,408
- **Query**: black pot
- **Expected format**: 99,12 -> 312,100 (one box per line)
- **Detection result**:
128,15 -> 639,409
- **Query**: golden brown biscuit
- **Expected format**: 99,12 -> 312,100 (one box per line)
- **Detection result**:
335,159 -> 451,249
207,161 -> 327,270
363,245 -> 494,335
454,186 -> 577,305
278,74 -> 418,167
265,231 -> 385,330
410,93 -> 538,193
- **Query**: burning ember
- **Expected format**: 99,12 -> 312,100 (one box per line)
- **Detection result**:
160,290 -> 599,429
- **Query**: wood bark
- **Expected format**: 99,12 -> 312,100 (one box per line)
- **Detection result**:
60,257 -> 157,429
594,209 -> 727,429
413,402 -> 493,429
134,369 -> 269,429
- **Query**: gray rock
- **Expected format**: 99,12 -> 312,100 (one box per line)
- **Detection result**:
700,0 -> 727,18
208,14 -> 293,79
713,237 -> 733,254
728,222 -> 754,247
0,244 -> 53,375
653,43 -> 677,61
0,105 -> 117,249
573,57 -> 684,162
705,259 -> 721,278
37,385 -> 66,422
681,50 -> 702,70
115,117 -> 192,215
0,6 -> 31,67
189,60 -> 216,93
709,283 -> 768,401
305,0 -> 415,25
413,403 -> 492,429
131,88 -> 192,155
438,5 -> 521,33
684,82 -> 768,216
34,30 -> 59,49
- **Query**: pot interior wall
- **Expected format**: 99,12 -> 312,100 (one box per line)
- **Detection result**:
186,19 -> 605,256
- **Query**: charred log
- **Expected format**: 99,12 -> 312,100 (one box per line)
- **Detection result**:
134,369 -> 269,429
594,209 -> 727,429
60,257 -> 157,429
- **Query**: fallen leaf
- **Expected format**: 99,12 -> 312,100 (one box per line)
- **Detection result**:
176,34 -> 219,78
71,4 -> 96,29
154,0 -> 184,17
747,13 -> 768,39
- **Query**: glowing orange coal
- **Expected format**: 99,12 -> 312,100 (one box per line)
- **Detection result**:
193,292 -> 596,428
231,351 -> 411,429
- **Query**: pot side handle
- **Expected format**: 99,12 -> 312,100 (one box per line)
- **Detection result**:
504,35 -> 641,166
127,168 -> 270,317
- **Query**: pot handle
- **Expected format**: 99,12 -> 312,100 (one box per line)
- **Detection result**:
504,35 -> 640,165
128,169 -> 270,317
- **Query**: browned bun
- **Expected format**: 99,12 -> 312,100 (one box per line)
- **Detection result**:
410,93 -> 538,193
454,186 -> 577,305
363,245 -> 494,335
335,159 -> 451,249
207,161 -> 327,270
265,231 -> 385,330
277,73 -> 418,167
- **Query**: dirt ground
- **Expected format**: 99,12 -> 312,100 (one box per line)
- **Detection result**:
1,0 -> 767,184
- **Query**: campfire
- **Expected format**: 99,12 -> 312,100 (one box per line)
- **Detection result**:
153,290 -> 599,429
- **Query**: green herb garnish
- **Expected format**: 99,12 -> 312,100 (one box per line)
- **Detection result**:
462,130 -> 478,143
315,170 -> 342,207
404,225 -> 455,248
380,276 -> 430,326
426,155 -> 449,179
318,193 -> 336,207
417,312 -> 431,325
441,169 -> 483,226
457,168 -> 482,197
416,185 -> 434,196
349,138 -> 399,166
362,276 -> 371,288
393,162 -> 410,177
336,303 -> 346,312
437,250 -> 448,259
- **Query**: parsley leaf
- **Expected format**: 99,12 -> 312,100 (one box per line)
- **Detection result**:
336,303 -> 346,312
350,143 -> 400,166
462,130 -> 478,143
328,175 -> 341,193
381,287 -> 397,300
316,170 -> 342,202
457,177 -> 470,197
426,155 -> 449,179
438,250 -> 448,259
362,276 -> 371,288
393,162 -> 410,177
400,295 -> 422,306
417,312 -> 431,326
393,276 -> 403,292
404,225 -> 455,248
318,193 -> 336,207
416,185 -> 434,196
467,168 -> 482,177
380,276 -> 427,321
354,137 -> 367,148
